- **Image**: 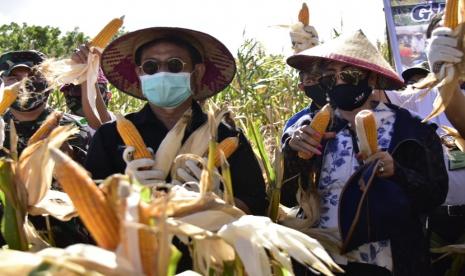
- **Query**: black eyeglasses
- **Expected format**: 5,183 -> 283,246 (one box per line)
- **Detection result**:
140,58 -> 187,75
318,68 -> 366,90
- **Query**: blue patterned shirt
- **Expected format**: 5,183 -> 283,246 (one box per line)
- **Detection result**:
316,102 -> 396,271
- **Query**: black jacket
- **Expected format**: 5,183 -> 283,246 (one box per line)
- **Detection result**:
85,101 -> 267,216
282,103 -> 448,276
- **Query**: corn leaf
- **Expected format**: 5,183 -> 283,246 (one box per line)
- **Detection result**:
167,245 -> 182,276
0,160 -> 28,250
247,120 -> 275,185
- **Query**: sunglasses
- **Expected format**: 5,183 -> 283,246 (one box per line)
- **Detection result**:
318,68 -> 366,90
140,58 -> 187,75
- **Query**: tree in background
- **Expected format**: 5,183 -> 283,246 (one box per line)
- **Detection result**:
0,23 -> 88,57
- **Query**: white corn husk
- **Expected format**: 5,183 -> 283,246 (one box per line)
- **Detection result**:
153,109 -> 191,178
39,50 -> 102,122
116,188 -> 143,274
171,106 -> 230,181
28,190 -> 77,221
0,117 -> 5,148
18,125 -> 78,206
217,215 -> 342,276
24,221 -> 50,252
192,237 -> 235,274
178,209 -> 240,232
38,244 -> 137,275
0,244 -> 136,276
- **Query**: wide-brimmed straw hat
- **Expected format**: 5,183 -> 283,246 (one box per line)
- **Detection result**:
287,30 -> 404,90
101,27 -> 236,100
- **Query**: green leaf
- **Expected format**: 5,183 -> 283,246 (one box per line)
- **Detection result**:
248,120 -> 275,185
0,160 -> 28,251
167,245 -> 182,276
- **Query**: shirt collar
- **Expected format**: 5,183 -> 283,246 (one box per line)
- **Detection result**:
131,100 -> 207,132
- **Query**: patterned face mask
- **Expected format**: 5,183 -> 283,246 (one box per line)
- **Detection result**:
10,76 -> 50,112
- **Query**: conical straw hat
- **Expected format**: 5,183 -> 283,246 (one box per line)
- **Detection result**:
287,30 -> 404,90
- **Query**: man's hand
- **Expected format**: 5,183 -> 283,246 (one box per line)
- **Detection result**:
426,27 -> 463,80
123,146 -> 164,186
175,159 -> 221,195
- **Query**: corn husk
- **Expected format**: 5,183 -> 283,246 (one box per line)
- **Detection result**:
217,215 -> 343,276
18,125 -> 78,206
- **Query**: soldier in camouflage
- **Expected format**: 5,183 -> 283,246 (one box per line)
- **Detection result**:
0,50 -> 93,247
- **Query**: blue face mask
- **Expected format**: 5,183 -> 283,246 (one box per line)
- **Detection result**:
140,72 -> 192,108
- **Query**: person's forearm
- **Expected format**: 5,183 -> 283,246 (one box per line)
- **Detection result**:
444,86 -> 465,138
81,82 -> 111,129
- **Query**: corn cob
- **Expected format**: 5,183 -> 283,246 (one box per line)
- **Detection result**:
444,0 -> 459,28
138,203 -> 158,276
0,82 -> 20,115
298,104 -> 332,160
298,3 -> 310,26
49,148 -> 120,250
89,16 -> 124,49
116,114 -> 152,160
214,137 -> 239,167
27,111 -> 63,146
355,109 -> 378,159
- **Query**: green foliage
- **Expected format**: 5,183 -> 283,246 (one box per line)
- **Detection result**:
0,23 -> 88,57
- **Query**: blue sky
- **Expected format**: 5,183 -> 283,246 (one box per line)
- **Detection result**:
0,0 -> 387,56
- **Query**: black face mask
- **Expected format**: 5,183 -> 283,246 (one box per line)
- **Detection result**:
327,78 -> 372,111
303,84 -> 328,108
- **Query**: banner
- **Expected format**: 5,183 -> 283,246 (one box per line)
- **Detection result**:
383,0 -> 445,76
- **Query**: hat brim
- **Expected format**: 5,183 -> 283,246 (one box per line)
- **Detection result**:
101,27 -> 236,100
5,63 -> 32,76
286,30 -> 405,91
401,67 -> 429,82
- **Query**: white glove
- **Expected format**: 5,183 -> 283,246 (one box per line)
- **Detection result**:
175,159 -> 222,195
426,27 -> 463,80
123,146 -> 164,186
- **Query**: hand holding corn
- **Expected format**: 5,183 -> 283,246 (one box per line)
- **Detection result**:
364,151 -> 395,177
175,159 -> 221,194
426,27 -> 463,80
289,125 -> 335,158
123,146 -> 164,186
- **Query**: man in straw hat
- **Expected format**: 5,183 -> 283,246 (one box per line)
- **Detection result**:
283,30 -> 448,275
84,27 -> 266,216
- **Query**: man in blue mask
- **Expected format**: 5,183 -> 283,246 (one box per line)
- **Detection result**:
84,27 -> 266,217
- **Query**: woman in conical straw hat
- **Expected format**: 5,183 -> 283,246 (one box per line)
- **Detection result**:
283,30 -> 447,275
84,27 -> 266,217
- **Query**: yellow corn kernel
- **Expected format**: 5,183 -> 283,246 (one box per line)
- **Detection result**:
214,136 -> 239,167
0,82 -> 20,115
298,104 -> 332,160
89,16 -> 125,49
355,110 -> 379,159
298,3 -> 310,26
50,148 -> 120,250
444,0 -> 459,28
27,111 -> 63,146
116,114 -> 152,160
139,203 -> 157,276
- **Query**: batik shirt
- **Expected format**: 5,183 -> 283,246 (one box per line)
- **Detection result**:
316,102 -> 395,271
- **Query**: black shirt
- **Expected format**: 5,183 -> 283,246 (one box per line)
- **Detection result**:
85,101 -> 267,215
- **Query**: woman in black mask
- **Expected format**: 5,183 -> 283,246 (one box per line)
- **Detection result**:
282,30 -> 448,276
